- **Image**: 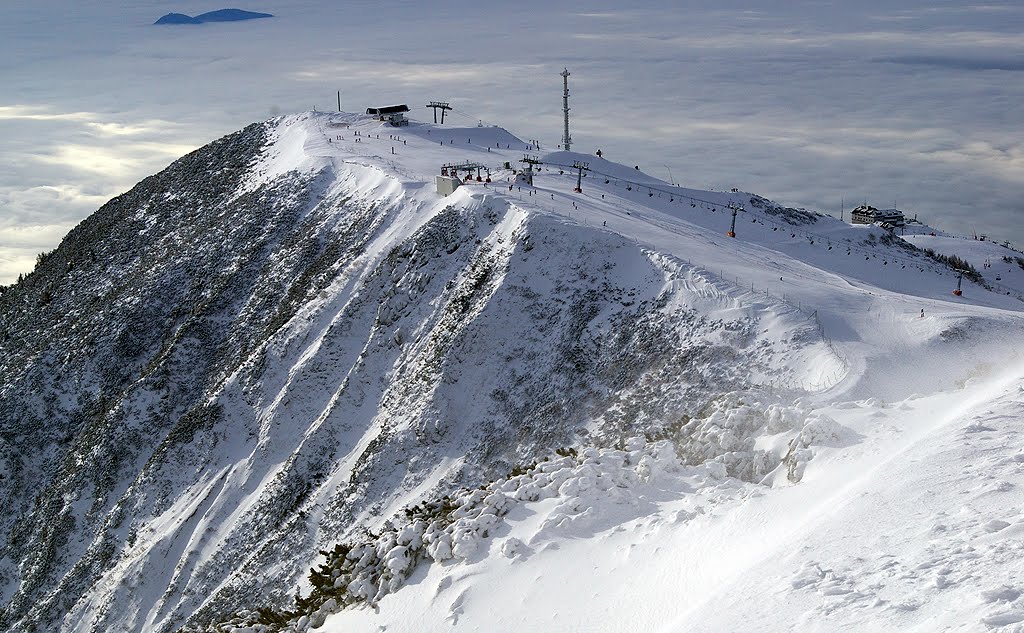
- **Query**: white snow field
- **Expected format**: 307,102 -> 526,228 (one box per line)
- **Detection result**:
323,375 -> 1024,633
192,113 -> 1024,633
53,111 -> 1024,633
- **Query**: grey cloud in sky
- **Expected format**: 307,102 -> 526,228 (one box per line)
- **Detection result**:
875,55 -> 1024,71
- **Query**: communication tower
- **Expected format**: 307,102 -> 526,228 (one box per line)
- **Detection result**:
560,68 -> 572,151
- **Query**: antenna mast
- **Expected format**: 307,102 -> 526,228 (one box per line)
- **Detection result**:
560,68 -> 572,151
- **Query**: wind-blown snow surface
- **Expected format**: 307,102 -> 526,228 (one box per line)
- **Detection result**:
322,371 -> 1024,633
1,112 -> 1023,632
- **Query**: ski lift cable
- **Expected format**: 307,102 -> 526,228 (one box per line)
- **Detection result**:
536,160 -> 1019,299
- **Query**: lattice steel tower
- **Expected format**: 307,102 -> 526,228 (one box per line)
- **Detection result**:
560,68 -> 572,151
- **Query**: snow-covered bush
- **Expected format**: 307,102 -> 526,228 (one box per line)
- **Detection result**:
194,396 -> 843,633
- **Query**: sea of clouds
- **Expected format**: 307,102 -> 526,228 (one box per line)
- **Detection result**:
2,0 -> 1023,283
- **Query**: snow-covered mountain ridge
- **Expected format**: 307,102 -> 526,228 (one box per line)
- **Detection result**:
1,111 -> 1022,632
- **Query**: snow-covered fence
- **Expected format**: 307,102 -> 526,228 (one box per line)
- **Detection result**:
688,265 -> 849,393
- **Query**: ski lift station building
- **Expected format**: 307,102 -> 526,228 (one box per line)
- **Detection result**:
366,104 -> 410,126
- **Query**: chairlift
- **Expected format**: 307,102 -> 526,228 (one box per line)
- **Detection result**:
627,185 -> 632,191
996,274 -> 1002,280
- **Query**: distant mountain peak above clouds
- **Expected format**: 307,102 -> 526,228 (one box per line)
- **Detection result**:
154,9 -> 273,25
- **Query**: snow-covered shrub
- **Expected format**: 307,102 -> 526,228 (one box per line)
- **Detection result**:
212,439 -> 691,632
197,395 -> 846,632
672,394 -> 791,482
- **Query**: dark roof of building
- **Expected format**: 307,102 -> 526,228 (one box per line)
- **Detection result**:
852,205 -> 903,218
366,105 -> 410,115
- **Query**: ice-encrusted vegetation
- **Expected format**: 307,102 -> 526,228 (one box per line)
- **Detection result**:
185,396 -> 846,632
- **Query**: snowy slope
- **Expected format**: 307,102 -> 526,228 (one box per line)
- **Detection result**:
904,232 -> 1024,298
321,366 -> 1024,633
2,111 -> 1023,633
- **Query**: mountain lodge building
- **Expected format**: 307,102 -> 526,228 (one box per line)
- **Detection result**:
366,105 -> 410,126
851,205 -> 905,228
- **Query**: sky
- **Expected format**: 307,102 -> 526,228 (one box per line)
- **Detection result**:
2,0 -> 1023,284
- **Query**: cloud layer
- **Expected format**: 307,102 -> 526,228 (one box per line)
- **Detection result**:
2,0 -> 1023,282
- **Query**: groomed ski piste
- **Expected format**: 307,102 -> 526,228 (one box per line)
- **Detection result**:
179,111 -> 1024,633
